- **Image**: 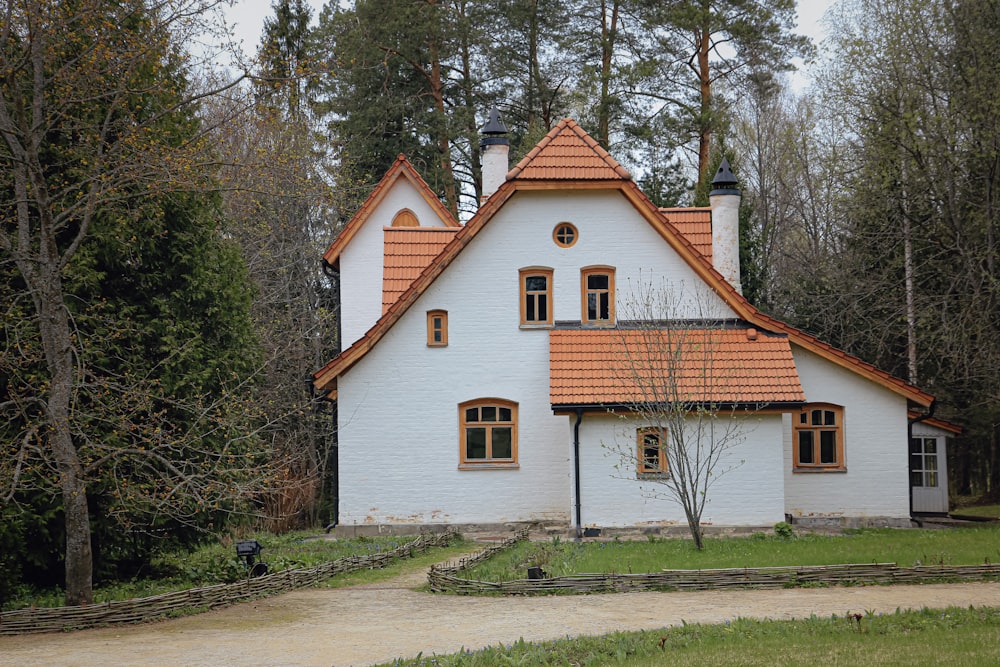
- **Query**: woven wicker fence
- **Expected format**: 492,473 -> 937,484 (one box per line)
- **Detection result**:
1,530 -> 456,635
428,535 -> 1000,595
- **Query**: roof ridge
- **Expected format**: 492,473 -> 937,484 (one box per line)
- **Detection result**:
507,118 -> 632,181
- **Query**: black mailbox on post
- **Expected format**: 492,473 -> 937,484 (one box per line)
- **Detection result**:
235,540 -> 267,577
236,540 -> 262,558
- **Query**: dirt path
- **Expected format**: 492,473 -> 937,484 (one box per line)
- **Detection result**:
2,566 -> 998,667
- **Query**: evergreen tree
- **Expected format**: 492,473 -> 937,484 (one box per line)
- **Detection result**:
1,0 -> 266,604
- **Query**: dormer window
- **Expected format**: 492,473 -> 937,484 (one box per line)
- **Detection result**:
519,267 -> 553,327
581,266 -> 615,326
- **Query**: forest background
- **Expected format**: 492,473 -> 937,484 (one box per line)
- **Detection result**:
2,0 -> 998,606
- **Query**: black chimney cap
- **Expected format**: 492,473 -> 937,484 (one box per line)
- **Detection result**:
710,157 -> 739,195
480,108 -> 509,147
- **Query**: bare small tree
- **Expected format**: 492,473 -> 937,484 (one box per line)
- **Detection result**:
607,279 -> 760,549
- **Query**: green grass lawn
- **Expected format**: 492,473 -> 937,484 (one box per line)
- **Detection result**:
952,504 -> 1000,519
378,606 -> 1000,666
4,533 -> 474,612
460,524 -> 1000,582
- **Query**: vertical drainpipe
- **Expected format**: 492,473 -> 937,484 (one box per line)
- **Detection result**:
573,408 -> 584,539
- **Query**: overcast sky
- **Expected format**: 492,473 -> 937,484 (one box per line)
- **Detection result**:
222,0 -> 835,89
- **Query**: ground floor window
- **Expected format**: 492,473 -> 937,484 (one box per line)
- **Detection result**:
637,427 -> 668,476
910,437 -> 938,487
459,399 -> 518,468
793,403 -> 845,471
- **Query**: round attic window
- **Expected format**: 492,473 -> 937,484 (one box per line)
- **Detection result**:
553,222 -> 578,247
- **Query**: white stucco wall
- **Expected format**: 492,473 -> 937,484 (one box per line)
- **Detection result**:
576,412 -> 786,528
339,180 -> 455,348
783,346 -> 911,523
336,188 -> 740,527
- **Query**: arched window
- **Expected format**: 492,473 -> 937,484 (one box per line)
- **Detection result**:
581,266 -> 615,326
459,399 -> 518,468
519,267 -> 553,326
793,404 -> 845,471
391,209 -> 419,227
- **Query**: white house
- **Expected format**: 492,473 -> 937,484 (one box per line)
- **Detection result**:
314,114 -> 947,536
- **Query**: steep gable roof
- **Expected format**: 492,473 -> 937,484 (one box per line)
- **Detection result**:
321,155 -> 459,267
314,120 -> 933,409
550,327 -> 805,407
383,227 -> 459,312
507,118 -> 633,181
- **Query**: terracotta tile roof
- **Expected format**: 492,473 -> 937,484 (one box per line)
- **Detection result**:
550,327 -> 806,406
383,227 -> 458,312
322,155 -> 459,266
662,207 -> 712,261
507,118 -> 633,181
314,119 -> 934,409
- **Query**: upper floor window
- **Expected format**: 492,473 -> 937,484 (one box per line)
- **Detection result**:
427,310 -> 448,346
391,209 -> 419,227
637,428 -> 669,476
794,404 -> 845,471
553,222 -> 578,248
459,399 -> 518,468
520,267 -> 553,326
581,266 -> 615,326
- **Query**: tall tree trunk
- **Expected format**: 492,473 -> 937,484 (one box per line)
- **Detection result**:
597,0 -> 619,148
35,270 -> 93,606
696,22 -> 712,184
428,26 -> 458,218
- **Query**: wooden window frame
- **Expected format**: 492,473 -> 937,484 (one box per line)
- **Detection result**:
553,222 -> 578,248
519,267 -> 553,327
459,398 -> 518,469
793,403 -> 846,472
637,427 -> 669,476
581,265 -> 615,326
909,436 -> 939,488
426,309 -> 448,347
391,208 -> 419,227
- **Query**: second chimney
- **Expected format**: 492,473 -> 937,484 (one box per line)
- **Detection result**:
480,108 -> 509,205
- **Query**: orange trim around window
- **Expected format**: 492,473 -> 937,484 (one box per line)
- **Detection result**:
427,310 -> 448,346
793,403 -> 845,471
637,427 -> 668,475
519,267 -> 553,326
581,265 -> 615,326
459,398 -> 519,468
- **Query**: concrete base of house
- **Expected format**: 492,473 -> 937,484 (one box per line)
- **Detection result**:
330,514 -> 922,540
787,515 -> 914,530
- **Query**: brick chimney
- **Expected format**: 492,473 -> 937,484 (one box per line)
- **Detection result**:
709,157 -> 742,294
480,108 -> 509,205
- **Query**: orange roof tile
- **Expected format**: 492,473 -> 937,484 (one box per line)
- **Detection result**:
662,207 -> 713,261
314,119 -> 934,410
507,118 -> 633,181
322,155 -> 459,266
383,227 -> 459,312
550,328 -> 806,406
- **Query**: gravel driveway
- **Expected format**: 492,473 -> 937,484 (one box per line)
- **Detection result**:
2,561 -> 998,667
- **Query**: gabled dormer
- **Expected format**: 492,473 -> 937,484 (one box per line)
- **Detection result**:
322,155 -> 460,348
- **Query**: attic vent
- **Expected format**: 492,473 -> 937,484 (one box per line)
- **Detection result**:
746,328 -> 758,341
391,209 -> 419,227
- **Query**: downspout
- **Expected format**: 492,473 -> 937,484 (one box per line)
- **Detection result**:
573,408 -> 584,540
907,400 -> 937,519
320,257 -> 340,531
